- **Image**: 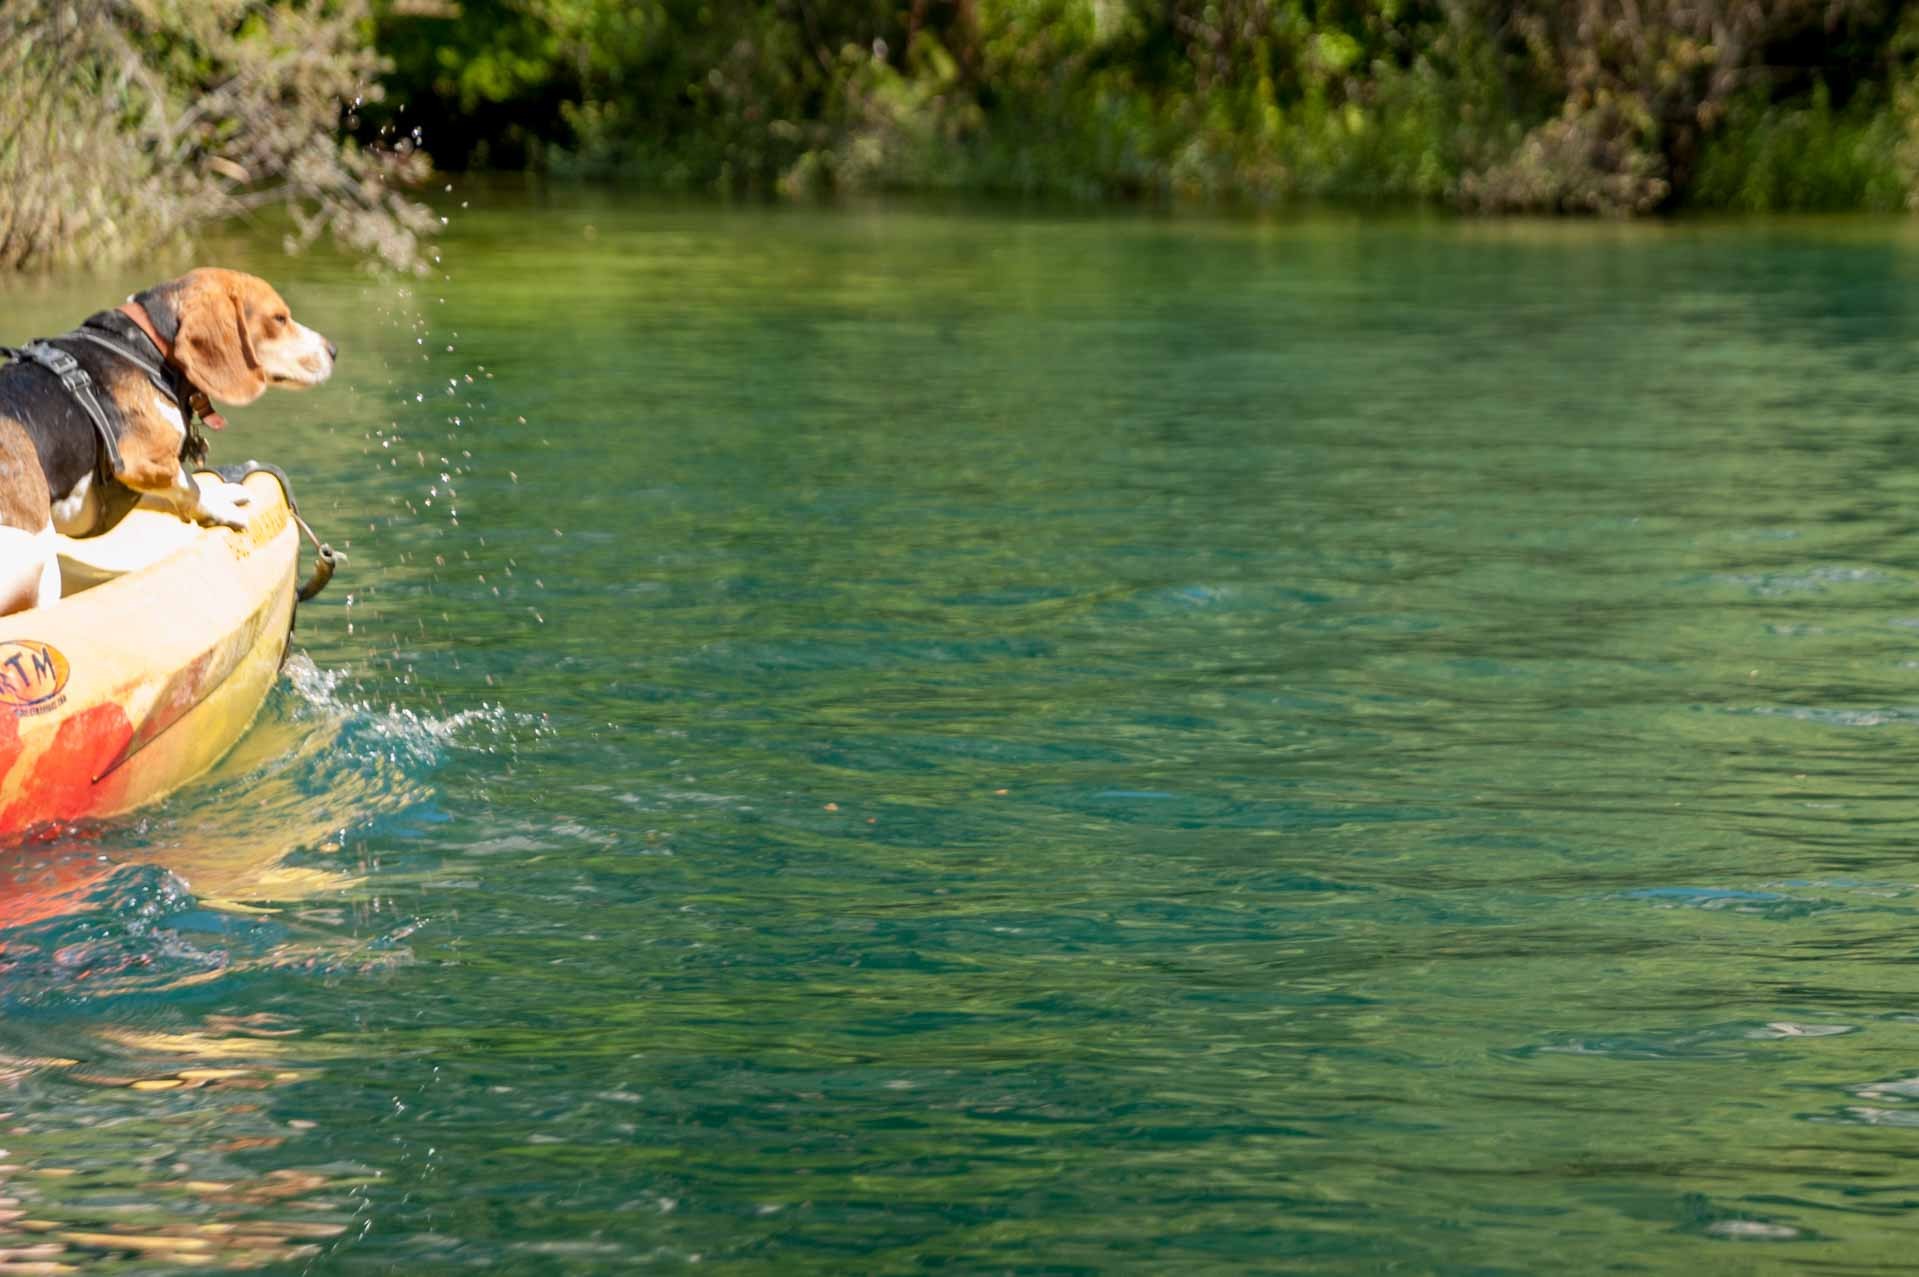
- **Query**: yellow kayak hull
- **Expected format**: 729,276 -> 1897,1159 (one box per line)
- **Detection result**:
0,469 -> 299,833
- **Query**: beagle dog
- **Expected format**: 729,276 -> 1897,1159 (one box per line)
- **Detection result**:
0,268 -> 336,615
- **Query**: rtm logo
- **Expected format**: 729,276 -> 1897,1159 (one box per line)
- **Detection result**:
0,641 -> 69,709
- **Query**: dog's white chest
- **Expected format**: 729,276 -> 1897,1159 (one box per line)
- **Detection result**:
151,392 -> 185,444
50,471 -> 97,535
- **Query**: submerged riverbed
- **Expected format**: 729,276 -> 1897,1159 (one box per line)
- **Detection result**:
4,193 -> 1919,1271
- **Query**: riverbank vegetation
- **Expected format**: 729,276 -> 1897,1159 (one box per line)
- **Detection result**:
0,0 -> 429,273
7,0 -> 1919,273
375,0 -> 1919,215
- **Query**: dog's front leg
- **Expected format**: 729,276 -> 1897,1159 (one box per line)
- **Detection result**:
108,393 -> 252,531
157,467 -> 252,531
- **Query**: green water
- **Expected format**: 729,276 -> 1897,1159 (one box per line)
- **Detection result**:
5,195 -> 1919,1272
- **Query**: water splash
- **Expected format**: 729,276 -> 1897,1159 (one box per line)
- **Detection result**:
281,652 -> 527,767
0,863 -> 250,1006
0,657 -> 538,1000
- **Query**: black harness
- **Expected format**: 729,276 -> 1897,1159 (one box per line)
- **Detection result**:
0,311 -> 211,495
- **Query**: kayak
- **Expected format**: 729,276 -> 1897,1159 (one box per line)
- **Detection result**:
0,465 -> 334,834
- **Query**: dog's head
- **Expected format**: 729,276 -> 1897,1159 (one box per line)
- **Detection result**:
133,268 -> 336,407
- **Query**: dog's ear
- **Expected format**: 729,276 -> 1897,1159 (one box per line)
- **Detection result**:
167,270 -> 267,406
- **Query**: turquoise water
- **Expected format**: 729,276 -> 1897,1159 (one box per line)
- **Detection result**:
6,197 -> 1919,1271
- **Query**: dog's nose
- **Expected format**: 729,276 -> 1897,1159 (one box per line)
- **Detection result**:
325,339 -> 338,361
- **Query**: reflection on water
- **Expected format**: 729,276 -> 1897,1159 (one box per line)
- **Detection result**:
0,660 -> 424,993
0,1010 -> 363,1271
0,654 -> 505,1270
15,199 -> 1919,1269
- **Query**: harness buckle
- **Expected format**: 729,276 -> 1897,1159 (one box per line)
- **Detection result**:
11,339 -> 126,482
26,343 -> 78,378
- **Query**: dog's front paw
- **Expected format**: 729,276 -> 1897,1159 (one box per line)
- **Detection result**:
196,482 -> 253,531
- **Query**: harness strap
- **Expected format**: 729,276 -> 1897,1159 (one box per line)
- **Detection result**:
113,302 -> 227,431
79,312 -> 211,465
66,327 -> 170,395
0,341 -> 125,478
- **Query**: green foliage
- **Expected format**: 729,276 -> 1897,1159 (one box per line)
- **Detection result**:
362,0 -> 1919,214
0,0 -> 433,273
1690,84 -> 1912,214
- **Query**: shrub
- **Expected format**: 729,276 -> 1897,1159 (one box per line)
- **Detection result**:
0,0 -> 433,274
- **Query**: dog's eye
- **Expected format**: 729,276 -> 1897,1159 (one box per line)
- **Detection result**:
274,313 -> 289,327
